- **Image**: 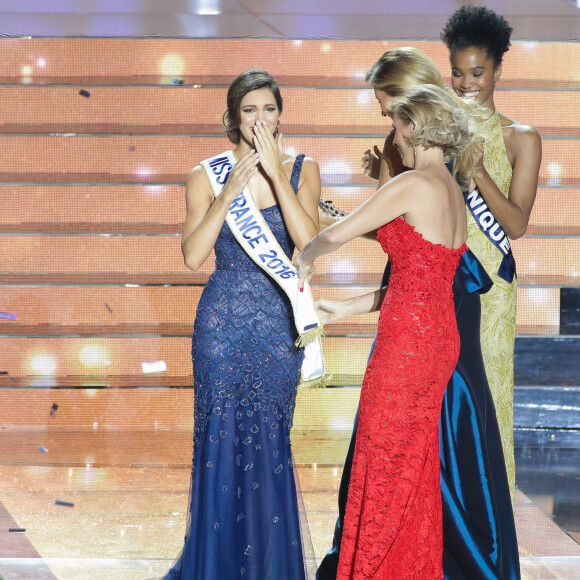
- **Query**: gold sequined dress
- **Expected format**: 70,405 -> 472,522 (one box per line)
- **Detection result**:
467,111 -> 517,501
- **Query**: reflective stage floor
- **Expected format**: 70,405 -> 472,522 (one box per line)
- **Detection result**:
1,423 -> 579,580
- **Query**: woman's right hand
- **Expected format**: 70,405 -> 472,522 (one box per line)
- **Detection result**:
361,145 -> 383,181
221,149 -> 260,201
315,298 -> 347,325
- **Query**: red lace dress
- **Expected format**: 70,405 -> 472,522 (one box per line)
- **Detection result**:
337,218 -> 466,579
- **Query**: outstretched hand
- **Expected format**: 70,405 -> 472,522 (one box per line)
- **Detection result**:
294,251 -> 316,290
361,144 -> 382,181
253,120 -> 284,178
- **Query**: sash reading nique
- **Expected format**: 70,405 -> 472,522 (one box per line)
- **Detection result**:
200,150 -> 327,388
464,188 -> 516,283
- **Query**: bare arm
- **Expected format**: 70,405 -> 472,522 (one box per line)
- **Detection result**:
474,124 -> 542,239
181,151 -> 260,271
253,122 -> 320,249
316,287 -> 388,325
295,172 -> 414,285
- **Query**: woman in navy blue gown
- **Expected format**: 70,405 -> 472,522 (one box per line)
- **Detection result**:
317,48 -> 520,579
164,69 -> 321,579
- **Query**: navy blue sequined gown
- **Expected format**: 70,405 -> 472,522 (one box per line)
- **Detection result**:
164,155 -> 307,580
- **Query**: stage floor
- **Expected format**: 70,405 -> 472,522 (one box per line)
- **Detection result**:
0,426 -> 579,580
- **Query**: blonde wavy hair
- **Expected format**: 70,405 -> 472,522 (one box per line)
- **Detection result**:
365,47 -> 444,95
390,84 -> 486,188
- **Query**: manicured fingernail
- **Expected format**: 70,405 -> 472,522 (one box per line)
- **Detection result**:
299,287 -> 304,292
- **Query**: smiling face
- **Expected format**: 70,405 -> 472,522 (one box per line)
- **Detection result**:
391,113 -> 415,168
238,88 -> 280,146
450,47 -> 498,109
374,88 -> 399,117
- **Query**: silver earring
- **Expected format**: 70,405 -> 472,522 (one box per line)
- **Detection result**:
413,145 -> 417,160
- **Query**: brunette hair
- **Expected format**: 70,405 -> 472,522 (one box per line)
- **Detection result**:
222,69 -> 283,144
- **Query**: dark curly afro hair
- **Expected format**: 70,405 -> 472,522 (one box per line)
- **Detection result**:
441,6 -> 513,67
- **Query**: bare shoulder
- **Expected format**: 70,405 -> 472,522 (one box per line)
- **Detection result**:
286,155 -> 320,182
390,169 -> 433,191
185,164 -> 213,204
499,112 -> 541,150
187,164 -> 210,189
299,155 -> 320,172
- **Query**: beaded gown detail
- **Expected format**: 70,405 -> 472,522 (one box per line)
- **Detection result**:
468,112 -> 517,502
337,218 -> 465,580
164,155 -> 307,580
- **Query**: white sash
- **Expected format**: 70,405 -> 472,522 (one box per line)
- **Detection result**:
200,150 -> 327,388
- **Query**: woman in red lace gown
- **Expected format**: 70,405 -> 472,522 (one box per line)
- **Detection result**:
296,85 -> 483,579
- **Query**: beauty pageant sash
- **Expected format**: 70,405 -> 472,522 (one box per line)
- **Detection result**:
464,188 -> 516,283
200,150 -> 327,388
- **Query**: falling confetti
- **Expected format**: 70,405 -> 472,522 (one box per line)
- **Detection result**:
104,302 -> 113,314
50,403 -> 59,418
172,78 -> 184,85
9,528 -> 26,533
55,500 -> 74,507
0,312 -> 17,320
79,89 -> 91,98
39,446 -> 48,453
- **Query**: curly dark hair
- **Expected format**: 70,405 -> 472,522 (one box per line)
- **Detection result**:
441,6 -> 513,67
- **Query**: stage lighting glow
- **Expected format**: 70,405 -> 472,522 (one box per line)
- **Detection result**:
146,185 -> 166,195
26,466 -> 53,477
79,344 -> 109,368
293,40 -> 303,47
547,162 -> 562,186
322,43 -> 332,53
37,58 -> 46,67
142,360 -> 168,373
84,389 -> 98,398
21,65 -> 32,76
527,288 -> 550,306
331,258 -> 358,284
356,90 -> 371,105
159,54 -> 186,77
321,159 -> 353,185
521,41 -> 539,50
136,167 -> 155,178
548,162 -> 562,177
194,0 -> 221,15
29,353 -> 57,375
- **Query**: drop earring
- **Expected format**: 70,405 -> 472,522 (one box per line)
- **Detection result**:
413,145 -> 417,160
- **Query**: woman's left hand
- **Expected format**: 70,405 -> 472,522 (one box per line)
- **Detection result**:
253,120 -> 284,178
294,251 -> 316,290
